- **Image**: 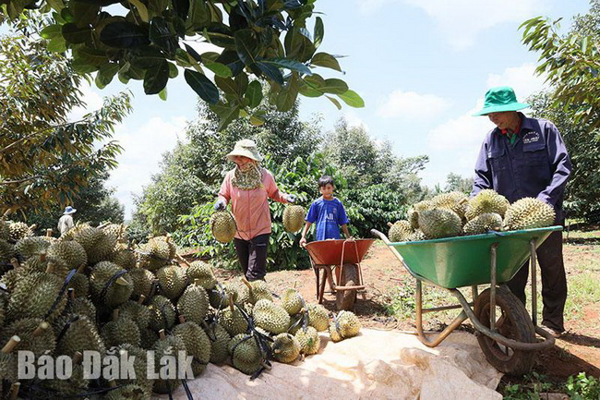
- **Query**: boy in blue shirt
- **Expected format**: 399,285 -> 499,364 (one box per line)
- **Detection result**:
299,175 -> 351,247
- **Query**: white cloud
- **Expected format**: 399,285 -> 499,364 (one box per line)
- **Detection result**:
343,111 -> 369,131
377,90 -> 450,119
107,116 -> 188,219
359,0 -> 546,49
67,83 -> 104,121
486,62 -> 548,100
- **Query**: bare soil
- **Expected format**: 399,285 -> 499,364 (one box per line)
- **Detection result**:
201,240 -> 600,391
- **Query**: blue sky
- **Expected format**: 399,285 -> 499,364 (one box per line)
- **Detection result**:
70,0 -> 591,219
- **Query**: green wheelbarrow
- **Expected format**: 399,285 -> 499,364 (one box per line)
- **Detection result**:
371,226 -> 561,376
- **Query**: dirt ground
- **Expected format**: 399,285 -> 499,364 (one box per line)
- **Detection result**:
210,241 -> 600,388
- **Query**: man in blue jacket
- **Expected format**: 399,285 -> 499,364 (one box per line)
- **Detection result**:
472,86 -> 572,337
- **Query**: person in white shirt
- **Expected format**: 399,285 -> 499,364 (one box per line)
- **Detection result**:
57,206 -> 76,235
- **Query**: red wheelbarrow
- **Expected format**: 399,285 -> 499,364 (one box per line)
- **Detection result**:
303,239 -> 375,310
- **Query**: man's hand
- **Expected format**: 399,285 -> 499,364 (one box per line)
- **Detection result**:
299,237 -> 307,247
214,198 -> 227,211
286,194 -> 297,204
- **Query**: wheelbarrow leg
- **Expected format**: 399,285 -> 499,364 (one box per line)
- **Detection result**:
313,266 -> 320,301
318,268 -> 327,304
325,266 -> 336,293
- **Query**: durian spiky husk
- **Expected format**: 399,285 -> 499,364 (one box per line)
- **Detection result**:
101,316 -> 141,347
463,212 -> 503,235
177,284 -> 209,325
228,333 -> 263,375
204,322 -> 230,365
418,208 -> 463,239
295,326 -> 320,355
151,334 -> 187,394
465,189 -> 510,220
388,220 -> 413,242
156,264 -> 187,299
306,303 -> 329,332
503,198 -> 556,231
272,333 -> 300,364
172,321 -> 211,376
210,210 -> 237,243
281,288 -> 303,315
252,299 -> 290,334
54,314 -> 106,357
1,318 -> 56,357
283,205 -> 305,233
408,200 -> 434,230
329,310 -> 361,342
7,271 -> 67,322
89,261 -> 133,308
186,260 -> 217,289
14,236 -> 51,259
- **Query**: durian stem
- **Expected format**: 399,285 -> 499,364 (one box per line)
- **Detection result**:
45,261 -> 56,274
178,315 -> 186,324
28,224 -> 36,231
193,278 -> 200,286
159,329 -> 166,340
68,288 -> 75,299
2,336 -> 20,353
46,228 -> 53,237
112,309 -> 120,321
260,361 -> 272,370
77,263 -> 86,274
73,352 -> 83,365
115,276 -> 129,286
387,222 -> 393,227
138,294 -> 146,304
97,222 -> 110,229
9,382 -> 20,400
32,322 -> 49,338
228,295 -> 235,312
165,234 -> 171,244
175,253 -> 190,267
9,258 -> 20,269
241,277 -> 253,291
40,252 -> 46,262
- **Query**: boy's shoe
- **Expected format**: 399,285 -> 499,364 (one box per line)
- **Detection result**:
539,324 -> 564,338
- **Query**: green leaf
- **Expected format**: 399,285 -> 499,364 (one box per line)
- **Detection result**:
70,0 -> 100,27
298,80 -> 323,97
311,52 -> 341,72
128,0 -> 150,22
175,48 -> 194,67
143,60 -> 170,94
234,29 -> 259,67
336,89 -> 365,108
159,87 -> 168,100
303,73 -> 325,89
214,76 -> 239,98
325,95 -> 341,110
262,58 -> 312,75
245,80 -> 263,108
256,61 -> 284,85
168,62 -> 179,78
46,0 -> 65,12
320,78 -> 348,94
284,27 -> 315,62
276,72 -> 300,112
204,61 -> 232,78
62,23 -> 92,44
95,62 -> 119,89
100,21 -> 150,48
47,37 -> 67,52
249,114 -> 265,126
210,102 -> 241,131
184,69 -> 220,104
40,25 -> 62,40
314,16 -> 324,49
149,17 -> 177,55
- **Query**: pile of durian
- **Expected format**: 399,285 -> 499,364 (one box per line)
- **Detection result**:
0,218 -> 360,399
388,189 -> 556,242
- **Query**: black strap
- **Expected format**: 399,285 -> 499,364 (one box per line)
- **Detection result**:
56,314 -> 80,344
98,269 -> 128,301
181,379 -> 194,399
44,268 -> 77,320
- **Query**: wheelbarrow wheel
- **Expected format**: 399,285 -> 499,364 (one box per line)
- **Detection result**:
336,263 -> 358,311
474,286 -> 536,376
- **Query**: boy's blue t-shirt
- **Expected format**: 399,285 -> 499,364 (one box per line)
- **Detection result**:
305,197 -> 349,241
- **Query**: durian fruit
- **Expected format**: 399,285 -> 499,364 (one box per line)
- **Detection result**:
119,298 -> 150,331
295,326 -> 320,355
177,280 -> 209,325
1,318 -> 55,357
408,200 -> 433,230
0,265 -> 25,292
210,210 -> 237,243
172,317 -> 211,376
252,299 -> 290,334
408,229 -> 426,242
101,223 -> 127,243
208,283 -> 232,310
281,288 -> 304,315
228,333 -> 264,375
465,189 -> 510,220
186,260 -> 217,289
139,327 -> 159,350
54,314 -> 106,356
156,264 -> 188,299
42,351 -> 89,396
104,383 -> 147,400
204,322 -> 231,364
329,310 -> 361,342
101,309 -> 141,347
138,236 -> 176,272
111,243 -> 137,270
89,261 -> 134,308
148,295 -> 176,331
0,336 -> 20,383
388,220 -> 413,242
464,213 -> 503,235
227,279 -> 251,305
109,343 -> 153,397
7,271 -> 67,322
0,239 -> 15,263
418,209 -> 463,239
68,224 -> 116,264
272,333 -> 300,363
66,265 -> 90,298
283,205 -> 305,233
0,218 -> 10,241
242,278 -> 273,304
64,291 -> 97,322
430,191 -> 469,219
8,221 -> 34,242
14,236 -> 51,259
306,303 -> 329,332
129,268 -> 156,300
287,312 -> 306,335
219,297 -> 249,336
46,240 -> 88,270
151,330 -> 187,394
503,198 -> 556,231
0,295 -> 5,327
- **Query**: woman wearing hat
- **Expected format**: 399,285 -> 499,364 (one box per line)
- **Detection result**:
471,86 -> 572,337
58,206 -> 77,235
214,139 -> 296,281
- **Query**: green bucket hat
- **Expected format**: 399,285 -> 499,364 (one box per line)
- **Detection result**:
473,86 -> 529,116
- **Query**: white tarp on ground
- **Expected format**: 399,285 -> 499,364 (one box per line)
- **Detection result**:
153,328 -> 503,400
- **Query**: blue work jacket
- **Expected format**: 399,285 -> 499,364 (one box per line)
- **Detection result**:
472,113 -> 572,219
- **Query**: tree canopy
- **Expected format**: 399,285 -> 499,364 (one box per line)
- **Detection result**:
521,0 -> 600,128
0,0 -> 363,129
0,28 -> 132,215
